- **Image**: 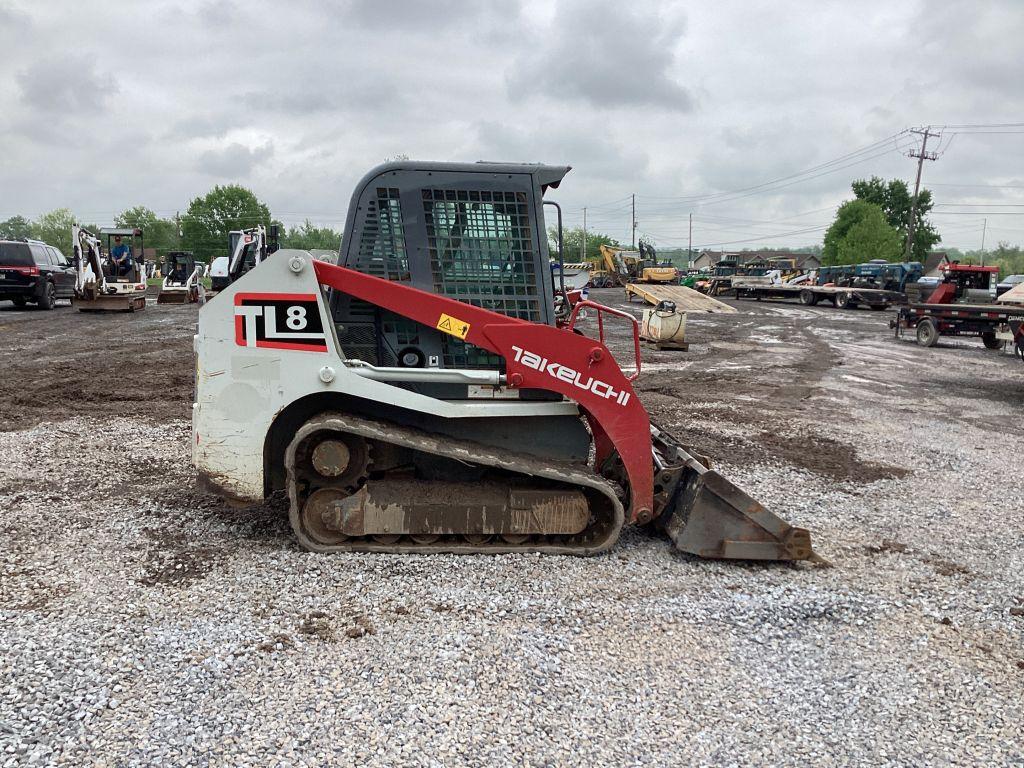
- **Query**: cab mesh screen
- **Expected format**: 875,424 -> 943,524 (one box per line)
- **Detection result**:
422,188 -> 539,367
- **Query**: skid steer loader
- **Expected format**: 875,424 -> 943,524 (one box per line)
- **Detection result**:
193,161 -> 816,560
157,251 -> 203,304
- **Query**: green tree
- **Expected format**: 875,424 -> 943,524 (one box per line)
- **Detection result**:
0,215 -> 33,240
547,226 -> 621,262
851,176 -> 939,260
181,185 -> 272,263
986,241 -> 1024,276
835,208 -> 903,264
114,206 -> 181,260
31,208 -> 78,257
281,219 -> 342,251
822,200 -> 903,265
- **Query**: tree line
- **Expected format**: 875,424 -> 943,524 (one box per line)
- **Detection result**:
6,178 -> 1021,277
550,175 -> 1021,277
0,185 -> 342,264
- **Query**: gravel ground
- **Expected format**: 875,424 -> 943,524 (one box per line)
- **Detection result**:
1,293 -> 1023,766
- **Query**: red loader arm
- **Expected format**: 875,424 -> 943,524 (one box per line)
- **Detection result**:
313,260 -> 655,524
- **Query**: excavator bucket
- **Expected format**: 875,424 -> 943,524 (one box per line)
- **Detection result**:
650,426 -> 818,562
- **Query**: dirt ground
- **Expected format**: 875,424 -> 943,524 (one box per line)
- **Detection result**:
4,288 -> 1019,442
2,288 -> 1023,765
0,293 -> 195,432
0,288 -> 1020,495
1,287 -> 1021,550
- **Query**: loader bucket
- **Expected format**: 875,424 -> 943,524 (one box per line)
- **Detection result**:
157,289 -> 193,305
651,427 -> 819,562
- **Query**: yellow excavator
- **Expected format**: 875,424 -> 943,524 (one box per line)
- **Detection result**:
592,242 -> 677,287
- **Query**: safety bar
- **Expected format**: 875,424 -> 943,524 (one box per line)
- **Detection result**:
344,360 -> 504,385
566,300 -> 642,381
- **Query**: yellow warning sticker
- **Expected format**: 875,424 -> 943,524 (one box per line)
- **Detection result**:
436,313 -> 471,340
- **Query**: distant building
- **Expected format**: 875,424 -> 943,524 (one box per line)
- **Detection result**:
691,250 -> 740,269
690,249 -> 820,271
742,250 -> 821,271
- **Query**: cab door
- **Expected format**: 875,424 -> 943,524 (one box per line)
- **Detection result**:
48,247 -> 75,297
28,244 -> 55,297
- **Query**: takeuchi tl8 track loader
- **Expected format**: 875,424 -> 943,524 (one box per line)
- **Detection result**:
193,162 -> 817,561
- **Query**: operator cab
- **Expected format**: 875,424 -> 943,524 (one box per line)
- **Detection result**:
163,251 -> 196,284
229,230 -> 262,275
99,228 -> 144,284
329,161 -> 568,379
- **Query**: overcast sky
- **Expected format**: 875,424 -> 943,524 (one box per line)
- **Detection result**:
1,0 -> 1022,251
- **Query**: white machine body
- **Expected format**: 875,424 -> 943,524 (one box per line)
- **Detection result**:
193,250 -> 579,502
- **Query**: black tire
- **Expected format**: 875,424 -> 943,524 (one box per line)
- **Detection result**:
11,296 -> 27,309
37,281 -> 56,311
799,289 -> 814,305
836,292 -> 850,309
981,332 -> 1003,350
916,319 -> 939,348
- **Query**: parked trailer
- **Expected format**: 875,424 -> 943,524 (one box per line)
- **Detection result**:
892,302 -> 1024,350
733,280 -> 905,310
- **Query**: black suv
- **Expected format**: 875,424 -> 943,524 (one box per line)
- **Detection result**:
0,239 -> 76,310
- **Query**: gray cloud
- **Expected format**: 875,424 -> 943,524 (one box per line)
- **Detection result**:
198,142 -> 276,178
16,54 -> 118,113
0,3 -> 31,32
242,77 -> 404,116
0,0 -> 1022,253
164,115 -> 233,141
197,0 -> 239,26
343,0 -> 520,31
507,0 -> 692,111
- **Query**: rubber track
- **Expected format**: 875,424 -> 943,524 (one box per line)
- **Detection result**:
286,412 -> 625,556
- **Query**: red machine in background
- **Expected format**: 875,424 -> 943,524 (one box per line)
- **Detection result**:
893,261 -> 1018,352
922,262 -> 999,305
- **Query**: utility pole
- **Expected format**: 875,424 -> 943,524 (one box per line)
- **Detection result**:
582,207 -> 587,261
905,126 -> 939,260
688,212 -> 693,267
980,217 -> 987,266
631,193 -> 636,249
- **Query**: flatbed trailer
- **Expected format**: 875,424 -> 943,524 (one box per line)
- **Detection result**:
892,302 -> 1024,350
733,282 -> 905,310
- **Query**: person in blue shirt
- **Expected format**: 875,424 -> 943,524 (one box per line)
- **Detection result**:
109,235 -> 133,278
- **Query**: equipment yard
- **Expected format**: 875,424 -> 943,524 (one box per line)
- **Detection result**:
2,291 -> 1022,766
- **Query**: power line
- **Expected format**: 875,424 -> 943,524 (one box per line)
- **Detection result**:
641,130 -> 911,204
659,224 -> 829,249
929,183 -> 1024,189
937,122 -> 1024,129
648,145 -> 915,211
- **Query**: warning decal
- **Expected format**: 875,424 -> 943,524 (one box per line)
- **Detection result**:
436,312 -> 471,340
